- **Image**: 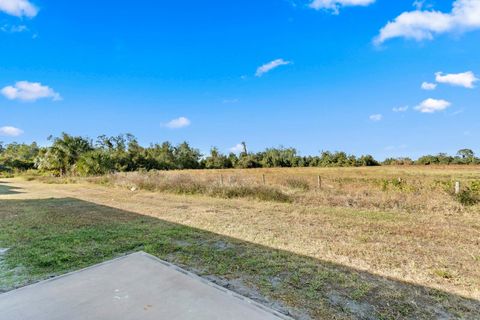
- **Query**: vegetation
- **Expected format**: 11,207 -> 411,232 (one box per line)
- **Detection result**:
1,194 -> 479,319
1,133 -> 478,176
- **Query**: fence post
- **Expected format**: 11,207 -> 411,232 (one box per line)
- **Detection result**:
262,174 -> 266,185
220,174 -> 224,186
317,175 -> 322,189
455,181 -> 461,194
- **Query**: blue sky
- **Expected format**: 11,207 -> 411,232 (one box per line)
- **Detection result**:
0,0 -> 479,159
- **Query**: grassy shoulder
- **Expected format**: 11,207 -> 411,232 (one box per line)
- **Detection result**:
1,196 -> 479,319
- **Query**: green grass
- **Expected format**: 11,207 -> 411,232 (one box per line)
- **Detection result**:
0,198 -> 479,319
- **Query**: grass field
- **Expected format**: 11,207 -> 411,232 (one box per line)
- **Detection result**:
1,166 -> 480,319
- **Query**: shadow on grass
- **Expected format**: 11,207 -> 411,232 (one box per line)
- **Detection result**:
0,198 -> 478,319
0,184 -> 22,195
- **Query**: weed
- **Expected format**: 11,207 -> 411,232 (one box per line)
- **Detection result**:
434,269 -> 455,280
285,178 -> 310,191
455,189 -> 479,206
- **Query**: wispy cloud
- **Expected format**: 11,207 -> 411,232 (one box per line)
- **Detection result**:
435,71 -> 478,88
450,109 -> 464,116
309,0 -> 375,14
229,143 -> 244,153
164,117 -> 191,129
0,0 -> 38,18
369,114 -> 383,121
255,59 -> 292,77
0,126 -> 24,137
1,81 -> 61,102
415,98 -> 451,113
1,24 -> 28,33
421,82 -> 437,90
392,106 -> 409,112
374,0 -> 480,45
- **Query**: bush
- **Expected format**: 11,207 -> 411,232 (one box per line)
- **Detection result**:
211,185 -> 292,203
285,178 -> 310,191
469,180 -> 480,194
455,189 -> 479,206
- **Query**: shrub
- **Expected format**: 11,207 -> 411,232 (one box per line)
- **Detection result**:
455,188 -> 479,206
211,185 -> 291,203
469,180 -> 480,194
285,178 -> 310,191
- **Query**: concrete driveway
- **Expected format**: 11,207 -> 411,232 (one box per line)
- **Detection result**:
0,252 -> 290,320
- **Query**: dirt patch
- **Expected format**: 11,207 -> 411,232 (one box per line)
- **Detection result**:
328,292 -> 377,320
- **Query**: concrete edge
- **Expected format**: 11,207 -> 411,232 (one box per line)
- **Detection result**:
0,251 -> 294,320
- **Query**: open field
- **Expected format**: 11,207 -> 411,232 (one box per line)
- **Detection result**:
1,166 -> 480,319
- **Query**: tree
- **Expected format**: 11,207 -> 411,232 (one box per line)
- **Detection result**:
457,149 -> 475,164
416,155 -> 439,165
260,147 -> 299,168
204,147 -> 232,169
36,133 -> 93,175
358,155 -> 380,167
76,150 -> 114,176
0,142 -> 40,171
145,142 -> 176,170
174,142 -> 202,169
241,142 -> 248,155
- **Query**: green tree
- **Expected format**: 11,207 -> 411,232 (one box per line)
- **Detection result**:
204,147 -> 232,169
174,142 -> 202,169
457,149 -> 475,164
0,142 -> 40,171
76,150 -> 114,176
36,133 -> 93,175
358,155 -> 380,166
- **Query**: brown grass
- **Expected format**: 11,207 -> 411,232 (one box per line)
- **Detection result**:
6,166 -> 480,313
80,166 -> 480,214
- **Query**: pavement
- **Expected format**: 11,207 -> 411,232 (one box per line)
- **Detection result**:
0,252 -> 290,320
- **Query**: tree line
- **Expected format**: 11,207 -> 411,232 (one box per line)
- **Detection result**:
0,133 -> 478,176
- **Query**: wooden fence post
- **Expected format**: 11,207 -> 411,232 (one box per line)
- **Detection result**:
317,175 -> 322,189
220,174 -> 224,186
262,174 -> 266,185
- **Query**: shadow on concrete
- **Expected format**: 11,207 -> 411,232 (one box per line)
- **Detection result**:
0,198 -> 478,319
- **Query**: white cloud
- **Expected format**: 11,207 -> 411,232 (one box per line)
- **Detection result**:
450,109 -> 464,116
0,0 -> 38,18
1,81 -> 61,102
229,143 -> 244,153
369,114 -> 383,121
0,126 -> 23,137
421,82 -> 437,90
1,24 -> 27,33
164,117 -> 191,129
309,0 -> 375,14
435,71 -> 478,88
255,59 -> 291,77
413,0 -> 425,10
375,0 -> 480,45
415,98 -> 451,113
393,106 -> 409,112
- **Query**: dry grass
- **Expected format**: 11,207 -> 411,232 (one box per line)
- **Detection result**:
3,166 -> 480,318
90,171 -> 292,203
81,166 -> 480,214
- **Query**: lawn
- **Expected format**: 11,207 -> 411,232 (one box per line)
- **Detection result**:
0,167 -> 479,319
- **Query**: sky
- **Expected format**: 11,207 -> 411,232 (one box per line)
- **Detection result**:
0,0 -> 479,159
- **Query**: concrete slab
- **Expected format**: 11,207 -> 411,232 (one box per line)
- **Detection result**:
0,252 -> 290,320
